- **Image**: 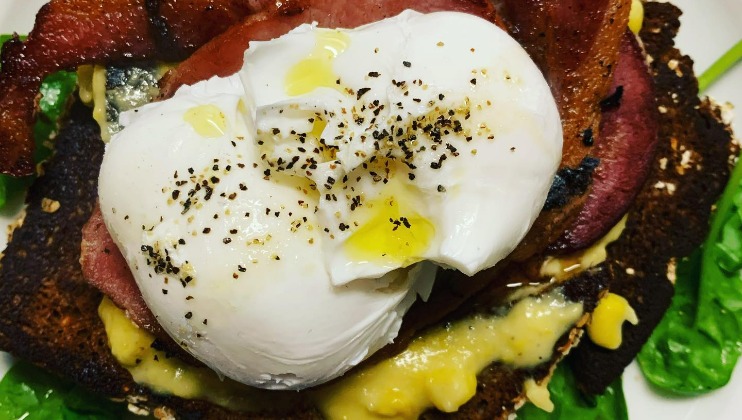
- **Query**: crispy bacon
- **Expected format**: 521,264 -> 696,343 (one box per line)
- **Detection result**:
158,0 -> 499,96
146,0 -> 276,59
0,0 -> 267,176
496,0 -> 632,168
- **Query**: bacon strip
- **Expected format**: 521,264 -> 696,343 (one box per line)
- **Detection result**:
158,0 -> 499,96
0,0 -> 266,176
496,0 -> 632,168
551,33 -> 659,252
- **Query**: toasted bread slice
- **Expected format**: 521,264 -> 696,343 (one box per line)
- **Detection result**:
0,2 -> 736,419
569,1 -> 737,394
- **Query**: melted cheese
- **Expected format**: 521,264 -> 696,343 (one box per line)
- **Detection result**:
313,292 -> 583,419
98,297 -> 298,412
540,215 -> 627,281
77,64 -> 109,140
629,0 -> 644,35
587,292 -> 639,350
100,292 -> 582,417
524,378 -> 554,413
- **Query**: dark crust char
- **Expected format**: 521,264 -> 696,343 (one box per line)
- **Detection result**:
502,0 -> 634,261
0,0 -> 264,176
0,107 -> 606,420
145,0 -> 270,61
0,102 -> 131,396
420,268 -> 609,420
0,112 -> 606,417
569,2 -> 737,394
0,101 -> 321,418
0,2 -> 735,419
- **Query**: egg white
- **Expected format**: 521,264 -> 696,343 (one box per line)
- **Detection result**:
98,10 -> 561,390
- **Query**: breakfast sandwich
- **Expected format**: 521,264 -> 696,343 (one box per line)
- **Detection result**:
0,0 -> 737,418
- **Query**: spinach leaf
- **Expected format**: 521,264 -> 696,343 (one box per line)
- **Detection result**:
638,156 -> 742,395
0,34 -> 76,209
0,361 -> 133,420
517,364 -> 628,420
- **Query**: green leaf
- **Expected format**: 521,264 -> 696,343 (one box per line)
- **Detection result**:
0,361 -> 133,420
517,364 -> 628,420
638,154 -> 742,395
0,34 -> 76,209
698,39 -> 742,93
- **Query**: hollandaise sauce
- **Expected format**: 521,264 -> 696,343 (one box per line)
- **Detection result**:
100,292 -> 583,418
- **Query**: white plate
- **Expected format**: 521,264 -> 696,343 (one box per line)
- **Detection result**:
0,0 -> 741,418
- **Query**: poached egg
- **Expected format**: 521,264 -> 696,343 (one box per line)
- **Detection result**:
98,10 -> 561,389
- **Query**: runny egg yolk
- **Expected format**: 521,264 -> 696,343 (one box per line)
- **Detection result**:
285,30 -> 350,96
344,193 -> 435,267
184,104 -> 227,137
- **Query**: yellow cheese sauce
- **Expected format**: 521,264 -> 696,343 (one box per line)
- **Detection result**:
524,378 -> 554,413
100,291 -> 582,418
313,292 -> 583,419
629,0 -> 644,35
98,297 -> 299,412
539,216 -> 638,351
77,64 -> 109,140
587,292 -> 639,350
540,215 -> 627,281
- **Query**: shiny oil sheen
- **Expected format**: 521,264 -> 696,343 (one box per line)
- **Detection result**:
345,192 -> 435,267
285,30 -> 350,96
184,104 -> 228,138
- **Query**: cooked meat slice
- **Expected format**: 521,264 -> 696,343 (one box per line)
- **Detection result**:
495,0 -> 632,169
147,0 -> 274,57
81,203 -> 161,336
551,32 -> 660,252
569,2 -> 737,394
158,0 -> 499,97
0,0 -> 266,176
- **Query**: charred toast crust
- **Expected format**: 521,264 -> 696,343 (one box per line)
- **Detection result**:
0,102 -> 609,419
568,2 -> 737,395
0,1 -> 736,418
0,102 -> 131,396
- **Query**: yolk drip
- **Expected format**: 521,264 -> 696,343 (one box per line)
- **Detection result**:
588,292 -> 639,350
285,30 -> 350,96
344,195 -> 434,267
184,104 -> 227,138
